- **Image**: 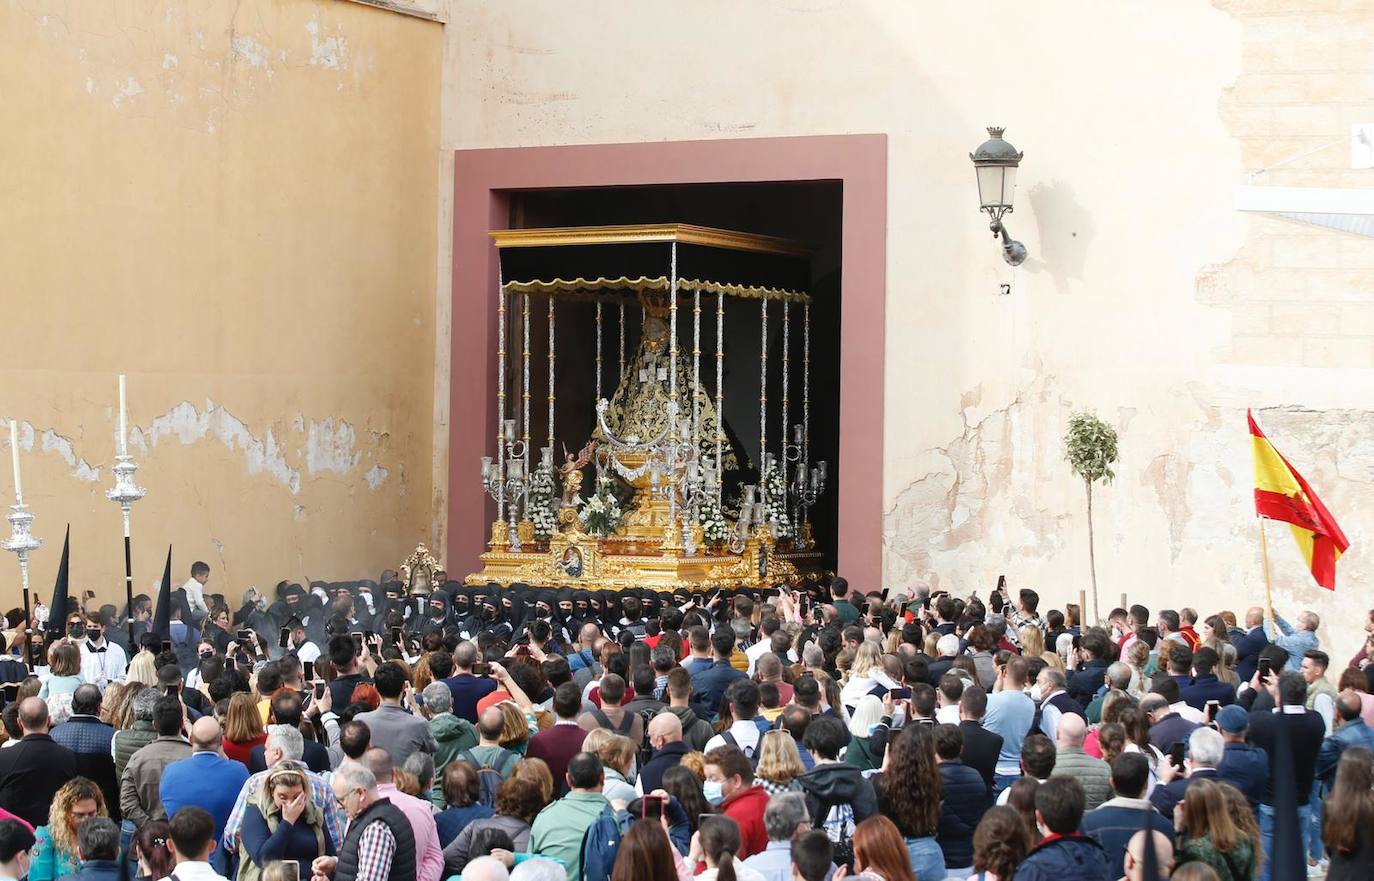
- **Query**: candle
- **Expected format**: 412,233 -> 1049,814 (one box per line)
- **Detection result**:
811,466 -> 820,491
541,447 -> 554,470
818,461 -> 828,482
793,424 -> 803,445
503,419 -> 516,442
118,374 -> 128,456
796,463 -> 807,487
753,502 -> 767,523
9,420 -> 21,504
481,457 -> 493,479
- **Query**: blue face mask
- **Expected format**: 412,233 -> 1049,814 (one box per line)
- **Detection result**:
703,779 -> 725,806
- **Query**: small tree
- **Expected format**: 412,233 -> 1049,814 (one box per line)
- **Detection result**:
1065,410 -> 1119,623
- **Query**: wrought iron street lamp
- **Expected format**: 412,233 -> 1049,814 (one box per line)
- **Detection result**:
971,127 -> 1027,266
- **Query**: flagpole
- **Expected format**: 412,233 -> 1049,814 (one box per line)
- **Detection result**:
1259,517 -> 1278,639
107,375 -> 145,648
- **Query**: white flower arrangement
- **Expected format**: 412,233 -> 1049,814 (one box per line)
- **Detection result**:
698,493 -> 731,544
528,467 -> 559,541
762,460 -> 793,540
578,475 -> 624,537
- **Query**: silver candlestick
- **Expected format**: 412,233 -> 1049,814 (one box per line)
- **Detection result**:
106,454 -> 146,645
3,503 -> 41,662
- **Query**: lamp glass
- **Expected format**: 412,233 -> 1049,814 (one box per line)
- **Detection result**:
976,165 -> 1016,212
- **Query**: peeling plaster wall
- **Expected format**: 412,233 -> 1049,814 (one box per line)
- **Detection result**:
1,1 -> 442,600
439,1 -> 1374,656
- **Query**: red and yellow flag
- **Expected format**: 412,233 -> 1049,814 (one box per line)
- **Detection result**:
1249,410 -> 1350,589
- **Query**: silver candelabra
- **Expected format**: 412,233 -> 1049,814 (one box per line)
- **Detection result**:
481,419 -> 529,552
3,502 -> 41,661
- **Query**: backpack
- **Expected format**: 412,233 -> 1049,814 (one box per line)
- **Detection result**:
461,748 -> 516,807
588,706 -> 635,736
635,709 -> 658,769
579,805 -> 632,881
719,729 -> 761,768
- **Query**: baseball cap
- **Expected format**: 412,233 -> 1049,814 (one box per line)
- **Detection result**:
1216,704 -> 1249,734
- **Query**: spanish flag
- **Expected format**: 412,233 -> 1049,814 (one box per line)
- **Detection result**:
1249,410 -> 1350,589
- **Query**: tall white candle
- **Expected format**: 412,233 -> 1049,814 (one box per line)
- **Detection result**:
118,374 -> 128,456
9,420 -> 22,504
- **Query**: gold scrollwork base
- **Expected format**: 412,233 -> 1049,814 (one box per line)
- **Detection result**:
465,520 -> 820,591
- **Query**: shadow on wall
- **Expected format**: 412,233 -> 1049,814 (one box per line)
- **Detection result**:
1026,180 -> 1096,294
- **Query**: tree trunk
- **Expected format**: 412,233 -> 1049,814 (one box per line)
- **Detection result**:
1086,480 -> 1099,625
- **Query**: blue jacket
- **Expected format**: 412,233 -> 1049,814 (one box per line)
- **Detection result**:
936,760 -> 988,868
1179,675 -> 1235,711
58,858 -> 124,881
638,741 -> 691,794
1316,718 -> 1374,787
1012,834 -> 1111,881
1216,741 -> 1269,812
1080,798 -> 1174,880
160,751 -> 250,842
689,660 -> 746,720
1267,616 -> 1316,672
1067,661 -> 1108,707
1149,768 -> 1219,818
1233,626 -> 1269,682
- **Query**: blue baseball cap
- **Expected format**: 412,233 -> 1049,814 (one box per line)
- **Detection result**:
1216,704 -> 1249,734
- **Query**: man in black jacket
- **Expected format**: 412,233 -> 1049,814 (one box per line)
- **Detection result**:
0,697 -> 77,826
956,686 -> 1003,795
1248,671 -> 1326,881
934,724 -> 989,874
315,763 -> 417,881
1066,632 -> 1111,707
796,716 -> 877,829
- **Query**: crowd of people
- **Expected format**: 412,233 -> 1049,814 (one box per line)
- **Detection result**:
0,565 -> 1372,881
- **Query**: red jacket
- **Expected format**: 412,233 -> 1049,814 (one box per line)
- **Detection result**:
721,785 -> 771,859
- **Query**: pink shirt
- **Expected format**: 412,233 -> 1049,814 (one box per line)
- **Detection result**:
376,783 -> 443,881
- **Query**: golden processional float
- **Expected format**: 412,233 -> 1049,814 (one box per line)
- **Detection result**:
466,224 -> 828,592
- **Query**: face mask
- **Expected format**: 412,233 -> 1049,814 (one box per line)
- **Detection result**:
1111,626 -> 1123,640
1030,684 -> 1043,702
703,779 -> 725,806
867,723 -> 880,736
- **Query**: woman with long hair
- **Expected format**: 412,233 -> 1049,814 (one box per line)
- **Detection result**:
1124,641 -> 1151,697
237,764 -> 335,881
969,806 -> 1030,881
30,777 -> 107,881
966,626 -> 998,690
510,757 -> 554,809
852,816 -> 917,881
691,815 -> 765,881
663,764 -> 712,834
442,777 -> 544,876
873,722 -> 945,880
1323,746 -> 1374,880
1198,615 -> 1231,647
1175,779 -> 1256,881
497,700 -> 532,754
132,820 -> 175,881
611,818 -> 690,881
1018,627 -> 1045,660
843,695 -> 888,773
755,730 -> 806,795
223,691 -> 267,768
1004,778 -> 1042,848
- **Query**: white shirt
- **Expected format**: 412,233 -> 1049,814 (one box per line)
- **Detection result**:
80,640 -> 128,687
294,640 -> 321,664
705,719 -> 763,756
1170,701 -> 1205,724
744,640 -> 772,675
182,577 -> 208,616
159,861 -> 229,881
936,704 -> 961,725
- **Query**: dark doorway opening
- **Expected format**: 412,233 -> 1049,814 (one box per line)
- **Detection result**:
508,182 -> 842,571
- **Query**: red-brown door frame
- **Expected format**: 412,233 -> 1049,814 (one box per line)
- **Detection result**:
449,134 -> 887,590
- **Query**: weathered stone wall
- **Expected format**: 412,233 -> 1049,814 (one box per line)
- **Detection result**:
437,1 -> 1374,657
0,1 -> 443,602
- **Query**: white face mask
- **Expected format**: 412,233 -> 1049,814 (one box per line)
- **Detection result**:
1030,684 -> 1044,703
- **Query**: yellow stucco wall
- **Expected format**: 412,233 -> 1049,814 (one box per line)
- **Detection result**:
436,1 -> 1374,656
0,0 -> 442,604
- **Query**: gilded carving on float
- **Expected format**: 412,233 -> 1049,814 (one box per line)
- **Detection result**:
468,224 -> 827,592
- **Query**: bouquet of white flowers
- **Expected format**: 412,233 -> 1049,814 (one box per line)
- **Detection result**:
528,467 -> 559,541
698,493 -> 730,545
578,475 -> 624,537
762,460 -> 793,540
